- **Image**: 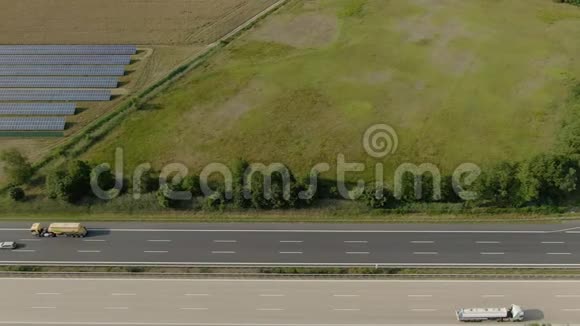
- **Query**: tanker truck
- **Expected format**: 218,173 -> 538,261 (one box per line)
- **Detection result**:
30,223 -> 88,238
456,304 -> 524,322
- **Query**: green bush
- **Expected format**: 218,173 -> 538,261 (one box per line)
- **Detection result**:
475,161 -> 522,207
8,187 -> 25,202
518,154 -> 578,205
361,183 -> 395,209
0,149 -> 33,185
45,160 -> 92,203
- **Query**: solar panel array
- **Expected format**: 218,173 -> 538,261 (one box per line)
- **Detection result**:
0,103 -> 76,115
0,45 -> 135,135
0,55 -> 131,65
0,117 -> 66,131
0,77 -> 118,88
0,89 -> 111,101
0,65 -> 126,76
0,45 -> 136,55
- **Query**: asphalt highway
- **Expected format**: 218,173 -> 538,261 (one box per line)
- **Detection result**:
1,222 -> 580,266
0,278 -> 577,325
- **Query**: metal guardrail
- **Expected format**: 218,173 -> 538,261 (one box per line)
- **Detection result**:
1,271 -> 580,280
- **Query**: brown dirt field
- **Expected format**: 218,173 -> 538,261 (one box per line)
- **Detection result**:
0,0 -> 278,184
0,0 -> 277,45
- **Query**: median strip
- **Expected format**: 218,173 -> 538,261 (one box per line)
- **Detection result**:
35,292 -> 61,295
31,306 -> 56,309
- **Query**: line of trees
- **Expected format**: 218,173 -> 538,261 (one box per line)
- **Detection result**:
554,0 -> 580,6
3,152 -> 579,211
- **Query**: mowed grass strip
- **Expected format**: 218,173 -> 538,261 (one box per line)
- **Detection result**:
85,0 -> 580,180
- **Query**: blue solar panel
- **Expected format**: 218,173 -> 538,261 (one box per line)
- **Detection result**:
0,66 -> 126,76
0,90 -> 111,101
0,117 -> 66,131
0,45 -> 136,55
0,77 -> 118,88
0,55 -> 131,65
0,103 -> 76,115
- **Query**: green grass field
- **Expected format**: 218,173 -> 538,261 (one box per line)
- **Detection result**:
85,0 -> 580,181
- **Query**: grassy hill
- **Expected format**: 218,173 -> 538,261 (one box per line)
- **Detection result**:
85,0 -> 580,181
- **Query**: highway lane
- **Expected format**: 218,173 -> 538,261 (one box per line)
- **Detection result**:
1,223 -> 580,266
0,278 -> 578,325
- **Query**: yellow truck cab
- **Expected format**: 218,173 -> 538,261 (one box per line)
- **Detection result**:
30,223 -> 88,238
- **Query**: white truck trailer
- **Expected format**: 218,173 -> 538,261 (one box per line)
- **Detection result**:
456,304 -> 524,322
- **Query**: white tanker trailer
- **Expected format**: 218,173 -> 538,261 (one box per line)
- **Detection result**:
456,304 -> 524,322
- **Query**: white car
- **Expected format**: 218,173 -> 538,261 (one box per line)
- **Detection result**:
0,241 -> 16,249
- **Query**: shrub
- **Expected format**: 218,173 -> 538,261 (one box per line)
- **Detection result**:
45,160 -> 93,203
361,183 -> 395,209
8,187 -> 25,202
475,161 -> 522,207
518,154 -> 578,205
0,149 -> 33,185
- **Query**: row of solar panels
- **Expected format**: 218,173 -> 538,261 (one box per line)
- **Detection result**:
0,45 -> 136,55
0,89 -> 111,101
0,55 -> 131,65
0,77 -> 118,88
0,65 -> 126,76
0,103 -> 76,115
0,117 -> 65,131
